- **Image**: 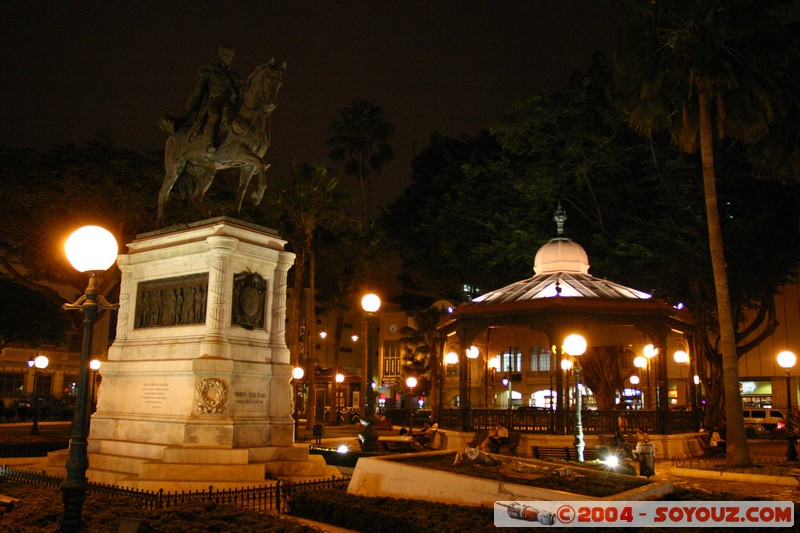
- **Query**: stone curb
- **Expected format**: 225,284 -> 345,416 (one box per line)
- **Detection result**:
663,464 -> 800,486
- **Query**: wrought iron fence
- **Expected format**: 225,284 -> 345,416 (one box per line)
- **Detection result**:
0,466 -> 350,514
439,408 -> 698,435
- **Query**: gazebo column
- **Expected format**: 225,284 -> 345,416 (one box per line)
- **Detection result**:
457,323 -> 484,431
542,325 -> 566,435
655,328 -> 670,433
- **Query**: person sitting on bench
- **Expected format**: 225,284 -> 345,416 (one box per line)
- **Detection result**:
615,427 -> 635,459
710,427 -> 726,453
489,422 -> 509,452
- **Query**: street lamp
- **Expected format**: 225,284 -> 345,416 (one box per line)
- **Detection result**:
673,349 -> 690,409
776,350 -> 797,461
28,354 -> 49,435
634,356 -> 647,408
89,359 -> 101,425
406,376 -> 417,429
62,225 -> 119,531
292,366 -> 304,439
644,343 -> 658,409
564,333 -> 587,462
335,372 -> 345,425
630,375 -> 640,409
466,346 -> 479,408
360,293 -> 381,420
561,358 -> 573,412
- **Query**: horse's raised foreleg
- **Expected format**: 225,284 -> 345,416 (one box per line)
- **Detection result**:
157,158 -> 186,228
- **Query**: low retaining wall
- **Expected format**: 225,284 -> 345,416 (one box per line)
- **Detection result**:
347,451 -> 672,507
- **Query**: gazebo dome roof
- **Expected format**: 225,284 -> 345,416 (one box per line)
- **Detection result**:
533,237 -> 589,275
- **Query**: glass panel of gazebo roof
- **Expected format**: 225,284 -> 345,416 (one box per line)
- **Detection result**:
472,273 -> 652,303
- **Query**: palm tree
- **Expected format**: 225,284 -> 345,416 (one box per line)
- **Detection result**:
398,307 -> 448,422
613,0 -> 798,467
267,162 -> 345,428
327,98 -> 394,224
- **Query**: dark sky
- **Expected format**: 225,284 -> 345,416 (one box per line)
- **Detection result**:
1,1 -> 618,208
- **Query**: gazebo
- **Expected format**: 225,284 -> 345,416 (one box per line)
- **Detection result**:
438,206 -> 698,435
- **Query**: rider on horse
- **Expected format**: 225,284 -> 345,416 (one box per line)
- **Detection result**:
160,44 -> 243,159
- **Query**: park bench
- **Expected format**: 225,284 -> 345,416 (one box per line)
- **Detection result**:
379,439 -> 418,453
581,446 -> 618,461
490,432 -> 521,456
695,434 -> 724,457
532,445 -> 619,462
469,430 -> 489,448
532,445 -> 573,461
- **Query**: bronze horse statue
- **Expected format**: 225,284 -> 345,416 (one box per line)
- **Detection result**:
156,60 -> 285,227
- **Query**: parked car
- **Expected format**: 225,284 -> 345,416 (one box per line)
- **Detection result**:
741,408 -> 785,432
744,423 -> 768,438
412,409 -> 432,425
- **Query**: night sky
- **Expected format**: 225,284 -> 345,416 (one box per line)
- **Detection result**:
1,1 -> 618,208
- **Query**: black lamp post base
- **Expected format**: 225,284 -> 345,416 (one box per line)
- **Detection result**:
61,481 -> 87,532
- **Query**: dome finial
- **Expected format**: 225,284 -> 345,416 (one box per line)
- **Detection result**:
554,202 -> 567,236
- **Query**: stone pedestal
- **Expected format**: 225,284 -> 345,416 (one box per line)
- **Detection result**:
87,217 -> 336,489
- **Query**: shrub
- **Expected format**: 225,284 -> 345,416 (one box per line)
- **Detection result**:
288,489 -> 494,533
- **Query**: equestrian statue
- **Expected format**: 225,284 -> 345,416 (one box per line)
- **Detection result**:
157,44 -> 285,227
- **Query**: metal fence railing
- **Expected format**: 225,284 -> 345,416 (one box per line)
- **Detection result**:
0,466 -> 350,514
439,408 -> 698,435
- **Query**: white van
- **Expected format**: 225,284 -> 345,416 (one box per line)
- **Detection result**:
741,408 -> 785,431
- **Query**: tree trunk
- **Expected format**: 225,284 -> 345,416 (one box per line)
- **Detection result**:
288,247 -> 306,368
581,346 -> 624,411
306,240 -> 317,430
698,89 -> 751,467
429,341 -> 440,422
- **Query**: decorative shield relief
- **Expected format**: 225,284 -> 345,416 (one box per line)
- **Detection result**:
232,272 -> 267,330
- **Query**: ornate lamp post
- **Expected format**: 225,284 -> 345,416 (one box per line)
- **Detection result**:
564,333 -> 587,462
776,350 -> 797,461
61,225 -> 119,531
360,293 -> 381,420
28,355 -> 49,435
